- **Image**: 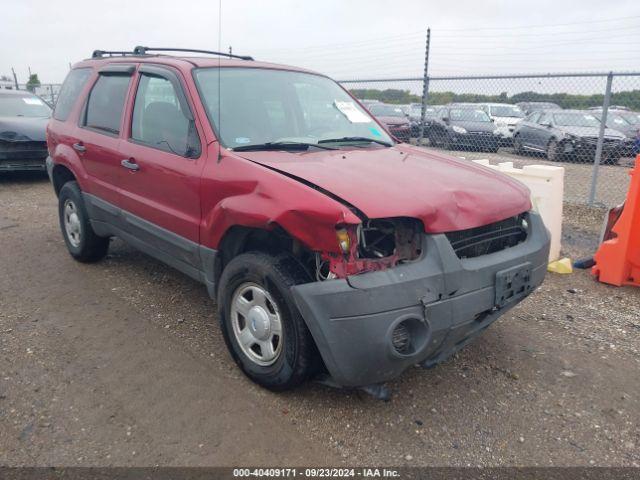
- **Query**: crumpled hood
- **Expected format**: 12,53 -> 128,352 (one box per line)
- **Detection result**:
377,116 -> 409,126
0,116 -> 49,142
493,116 -> 523,126
450,120 -> 496,133
236,145 -> 531,233
559,125 -> 626,139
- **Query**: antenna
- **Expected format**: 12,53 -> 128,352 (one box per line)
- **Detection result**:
217,0 -> 222,162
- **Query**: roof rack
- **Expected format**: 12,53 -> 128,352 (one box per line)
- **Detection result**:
133,46 -> 253,61
91,47 -> 253,61
91,50 -> 137,58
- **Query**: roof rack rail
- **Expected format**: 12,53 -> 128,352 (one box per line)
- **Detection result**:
92,50 -> 137,58
133,46 -> 253,61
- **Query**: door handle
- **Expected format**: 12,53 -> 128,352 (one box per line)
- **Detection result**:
121,158 -> 139,171
72,142 -> 86,153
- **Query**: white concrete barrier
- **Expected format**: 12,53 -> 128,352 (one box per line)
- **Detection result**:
472,159 -> 564,262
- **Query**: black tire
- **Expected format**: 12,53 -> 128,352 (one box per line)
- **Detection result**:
427,131 -> 439,147
442,132 -> 453,150
513,134 -> 524,154
546,139 -> 561,162
58,181 -> 109,262
217,252 -> 319,391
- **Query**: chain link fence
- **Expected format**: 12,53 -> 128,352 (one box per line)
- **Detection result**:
4,71 -> 639,208
339,72 -> 640,208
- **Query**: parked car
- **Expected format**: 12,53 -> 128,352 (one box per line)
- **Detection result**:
513,110 -> 626,164
0,89 -> 52,172
588,105 -> 630,112
516,102 -> 561,115
427,105 -> 500,152
478,103 -> 525,145
406,104 -> 438,137
591,111 -> 640,157
46,47 -> 549,392
359,99 -> 380,107
614,110 -> 640,155
367,103 -> 411,141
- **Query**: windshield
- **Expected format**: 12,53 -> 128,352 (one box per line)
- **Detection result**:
449,109 -> 491,122
489,105 -> 524,118
369,104 -> 406,118
0,93 -> 52,118
193,68 -> 393,149
604,113 -> 631,129
619,112 -> 640,125
553,113 -> 600,127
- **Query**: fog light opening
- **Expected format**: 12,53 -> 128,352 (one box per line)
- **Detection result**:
390,316 -> 430,357
392,322 -> 411,354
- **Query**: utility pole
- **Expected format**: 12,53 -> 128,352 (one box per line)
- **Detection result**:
11,67 -> 18,89
418,28 -> 431,145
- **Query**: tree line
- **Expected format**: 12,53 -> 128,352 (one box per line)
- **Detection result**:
349,88 -> 640,111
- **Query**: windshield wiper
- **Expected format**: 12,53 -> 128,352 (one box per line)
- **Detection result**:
318,136 -> 393,147
232,141 -> 337,152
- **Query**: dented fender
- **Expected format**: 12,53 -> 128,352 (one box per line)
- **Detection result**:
199,149 -> 362,253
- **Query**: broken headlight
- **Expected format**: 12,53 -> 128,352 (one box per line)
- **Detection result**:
358,217 -> 422,261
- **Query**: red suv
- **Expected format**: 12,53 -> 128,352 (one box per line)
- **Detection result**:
46,47 -> 550,393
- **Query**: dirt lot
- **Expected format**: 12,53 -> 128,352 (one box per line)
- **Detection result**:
0,174 -> 638,467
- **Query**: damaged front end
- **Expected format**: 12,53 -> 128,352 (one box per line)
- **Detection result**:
317,217 -> 423,280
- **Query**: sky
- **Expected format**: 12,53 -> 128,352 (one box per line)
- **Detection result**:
2,0 -> 640,85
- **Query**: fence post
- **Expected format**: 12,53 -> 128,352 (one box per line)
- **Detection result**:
588,71 -> 613,206
11,67 -> 19,90
418,28 -> 431,145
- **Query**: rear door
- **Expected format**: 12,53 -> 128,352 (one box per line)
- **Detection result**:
117,64 -> 206,271
76,65 -> 136,206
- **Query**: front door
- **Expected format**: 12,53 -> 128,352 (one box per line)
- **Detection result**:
117,65 -> 206,271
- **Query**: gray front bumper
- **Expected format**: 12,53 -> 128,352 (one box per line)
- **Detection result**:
292,212 -> 550,387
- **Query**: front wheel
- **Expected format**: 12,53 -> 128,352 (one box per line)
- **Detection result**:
217,252 -> 319,391
546,139 -> 561,161
58,181 -> 109,262
513,135 -> 524,154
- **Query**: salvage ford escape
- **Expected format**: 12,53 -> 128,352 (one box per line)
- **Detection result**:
46,47 -> 550,392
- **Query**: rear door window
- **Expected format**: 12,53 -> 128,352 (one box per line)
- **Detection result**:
82,75 -> 131,135
53,68 -> 92,121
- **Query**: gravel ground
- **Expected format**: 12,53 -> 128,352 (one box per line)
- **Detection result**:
0,174 -> 638,467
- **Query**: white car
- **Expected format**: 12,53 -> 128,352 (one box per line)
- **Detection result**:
479,103 -> 526,144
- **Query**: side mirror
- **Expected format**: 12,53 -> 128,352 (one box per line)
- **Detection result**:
442,117 -> 450,123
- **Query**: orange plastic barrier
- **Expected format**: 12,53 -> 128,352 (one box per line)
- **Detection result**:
592,156 -> 640,287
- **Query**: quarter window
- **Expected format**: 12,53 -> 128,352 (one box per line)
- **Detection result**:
53,68 -> 91,121
131,74 -> 200,157
83,74 -> 131,135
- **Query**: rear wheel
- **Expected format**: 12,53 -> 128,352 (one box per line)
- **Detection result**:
546,139 -> 561,162
58,181 -> 109,262
217,252 -> 319,391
